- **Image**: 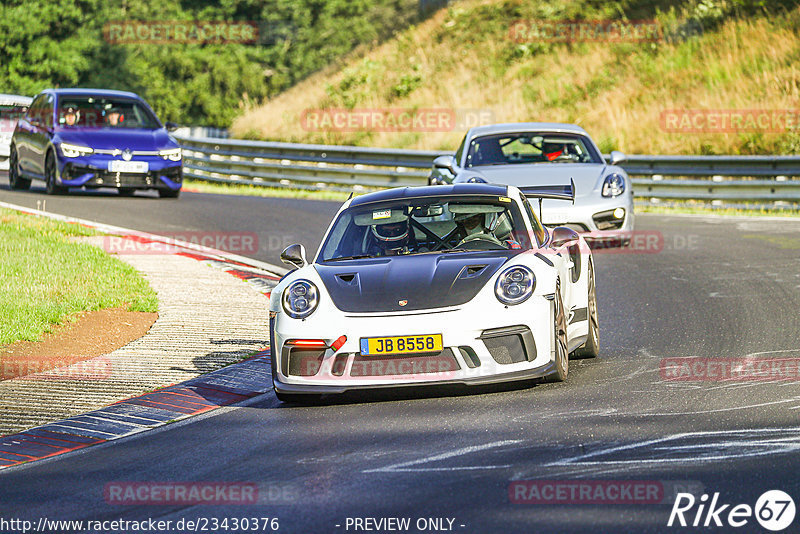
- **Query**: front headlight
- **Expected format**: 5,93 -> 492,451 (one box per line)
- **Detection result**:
159,147 -> 182,161
495,266 -> 535,305
601,173 -> 625,197
60,143 -> 93,158
282,280 -> 319,319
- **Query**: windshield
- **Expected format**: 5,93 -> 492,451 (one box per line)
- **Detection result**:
57,96 -> 161,129
466,132 -> 602,167
318,195 -> 532,262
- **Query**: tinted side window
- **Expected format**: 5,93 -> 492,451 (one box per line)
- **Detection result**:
25,96 -> 44,123
522,197 -> 547,247
454,134 -> 467,165
41,95 -> 54,128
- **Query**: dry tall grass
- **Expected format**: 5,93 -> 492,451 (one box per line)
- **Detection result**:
232,0 -> 800,155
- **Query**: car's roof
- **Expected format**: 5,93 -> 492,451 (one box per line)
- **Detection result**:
0,94 -> 33,105
349,183 -> 512,207
44,88 -> 142,99
467,122 -> 589,137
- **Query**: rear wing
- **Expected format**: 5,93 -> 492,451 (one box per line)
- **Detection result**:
518,179 -> 575,203
519,179 -> 575,223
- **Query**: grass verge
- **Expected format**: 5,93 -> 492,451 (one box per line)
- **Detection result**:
636,204 -> 800,218
0,208 -> 159,346
183,178 -> 352,201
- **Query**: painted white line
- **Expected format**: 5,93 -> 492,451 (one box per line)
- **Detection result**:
0,199 -> 288,276
362,439 -> 523,474
547,427 -> 800,467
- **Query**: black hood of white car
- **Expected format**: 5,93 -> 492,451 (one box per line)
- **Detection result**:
314,251 -> 518,313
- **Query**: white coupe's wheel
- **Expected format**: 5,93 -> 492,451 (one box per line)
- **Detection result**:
546,280 -> 569,382
574,259 -> 599,358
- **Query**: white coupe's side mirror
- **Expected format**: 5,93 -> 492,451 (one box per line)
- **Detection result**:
433,155 -> 457,174
550,227 -> 580,248
280,244 -> 307,270
609,150 -> 627,165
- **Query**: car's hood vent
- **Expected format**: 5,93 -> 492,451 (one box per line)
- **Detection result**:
315,252 -> 516,313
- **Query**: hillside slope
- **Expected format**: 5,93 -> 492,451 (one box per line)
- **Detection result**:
232,0 -> 800,155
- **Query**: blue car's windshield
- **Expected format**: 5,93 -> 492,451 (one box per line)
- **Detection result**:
57,97 -> 161,129
318,195 -> 532,262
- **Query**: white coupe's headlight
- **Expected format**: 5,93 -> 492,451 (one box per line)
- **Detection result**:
282,280 -> 319,319
60,143 -> 93,158
159,147 -> 182,161
495,266 -> 535,305
602,173 -> 625,197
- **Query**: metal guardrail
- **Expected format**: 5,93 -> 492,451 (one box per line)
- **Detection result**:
176,135 -> 800,204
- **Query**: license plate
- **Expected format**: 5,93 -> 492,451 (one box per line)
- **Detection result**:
108,160 -> 148,173
360,334 -> 443,356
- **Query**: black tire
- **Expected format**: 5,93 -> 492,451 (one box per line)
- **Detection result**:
573,258 -> 599,358
545,280 -> 569,382
8,146 -> 31,190
118,187 -> 136,197
158,188 -> 181,199
45,152 -> 67,195
274,389 -> 320,404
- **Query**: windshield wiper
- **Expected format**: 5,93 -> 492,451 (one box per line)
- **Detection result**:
324,254 -> 374,262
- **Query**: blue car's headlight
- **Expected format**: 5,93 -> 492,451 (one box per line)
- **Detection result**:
495,266 -> 535,305
158,148 -> 182,161
602,173 -> 625,197
60,143 -> 93,158
282,280 -> 319,319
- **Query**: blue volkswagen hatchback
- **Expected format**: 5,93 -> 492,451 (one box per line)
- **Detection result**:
9,89 -> 182,198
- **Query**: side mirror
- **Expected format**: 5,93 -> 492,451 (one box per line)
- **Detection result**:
165,121 -> 179,132
281,244 -> 307,270
550,226 -> 580,248
433,155 -> 458,175
609,150 -> 626,165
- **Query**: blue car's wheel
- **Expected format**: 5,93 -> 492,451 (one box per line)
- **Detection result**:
8,146 -> 31,191
158,188 -> 180,199
45,152 -> 67,195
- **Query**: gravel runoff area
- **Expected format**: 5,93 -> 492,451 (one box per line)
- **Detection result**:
0,237 -> 277,437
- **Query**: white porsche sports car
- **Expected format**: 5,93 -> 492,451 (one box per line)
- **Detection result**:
429,123 -> 634,245
269,183 -> 598,402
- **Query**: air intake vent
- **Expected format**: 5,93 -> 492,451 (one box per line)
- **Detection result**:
335,273 -> 358,286
459,265 -> 487,279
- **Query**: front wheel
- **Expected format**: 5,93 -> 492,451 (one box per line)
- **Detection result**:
573,259 -> 599,358
8,146 -> 31,190
545,280 -> 569,382
45,152 -> 67,195
158,188 -> 180,199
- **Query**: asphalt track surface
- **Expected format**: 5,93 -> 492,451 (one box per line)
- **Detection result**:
2,181 -> 800,533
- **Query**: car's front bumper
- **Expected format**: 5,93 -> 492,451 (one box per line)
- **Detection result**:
540,195 -> 634,243
57,155 -> 182,190
271,298 -> 557,394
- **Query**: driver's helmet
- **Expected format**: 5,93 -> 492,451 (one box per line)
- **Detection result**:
371,219 -> 410,249
542,141 -> 565,161
63,106 -> 79,123
454,212 -> 487,231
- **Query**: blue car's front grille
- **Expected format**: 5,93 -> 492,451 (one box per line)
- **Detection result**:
62,163 -> 182,188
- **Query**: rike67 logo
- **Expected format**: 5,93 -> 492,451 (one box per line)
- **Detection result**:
668,490 -> 795,531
